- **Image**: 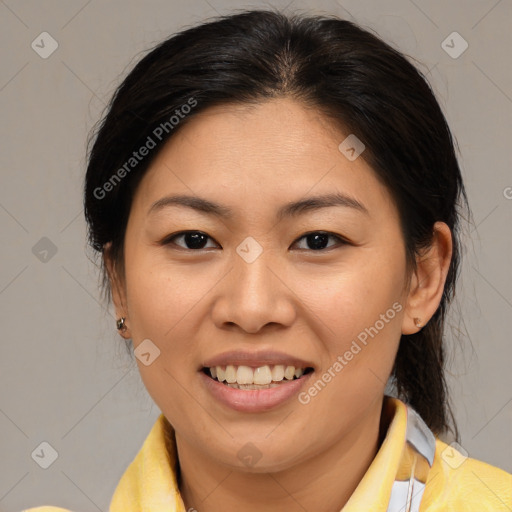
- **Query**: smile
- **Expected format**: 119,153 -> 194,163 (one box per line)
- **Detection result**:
203,364 -> 314,389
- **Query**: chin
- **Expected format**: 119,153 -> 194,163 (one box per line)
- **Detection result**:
211,439 -> 309,474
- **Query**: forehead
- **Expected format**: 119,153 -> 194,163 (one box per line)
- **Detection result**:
132,98 -> 397,222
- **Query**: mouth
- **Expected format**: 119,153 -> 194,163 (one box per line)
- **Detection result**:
202,364 -> 314,390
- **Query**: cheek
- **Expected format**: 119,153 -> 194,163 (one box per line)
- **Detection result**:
296,269 -> 403,419
124,253 -> 203,338
295,263 -> 404,415
293,261 -> 403,354
123,255 -> 217,383
124,259 -> 205,417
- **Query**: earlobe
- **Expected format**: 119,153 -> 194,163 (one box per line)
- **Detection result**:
401,272 -> 428,335
401,222 -> 453,335
413,317 -> 423,329
103,242 -> 131,338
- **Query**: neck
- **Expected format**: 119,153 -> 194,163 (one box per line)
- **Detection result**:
174,396 -> 387,512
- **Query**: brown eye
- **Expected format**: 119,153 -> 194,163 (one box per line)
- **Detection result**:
162,231 -> 219,250
161,230 -> 348,252
293,231 -> 347,251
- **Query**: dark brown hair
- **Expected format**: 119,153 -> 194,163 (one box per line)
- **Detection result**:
84,8 -> 471,438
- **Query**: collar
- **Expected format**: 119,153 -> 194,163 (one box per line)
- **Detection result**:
109,396 -> 433,512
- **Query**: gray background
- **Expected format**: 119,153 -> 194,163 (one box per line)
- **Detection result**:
1,0 -> 511,510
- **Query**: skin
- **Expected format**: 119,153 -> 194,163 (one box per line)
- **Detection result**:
106,97 -> 452,512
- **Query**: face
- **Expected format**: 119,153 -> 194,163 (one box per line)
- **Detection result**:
111,97 -> 413,471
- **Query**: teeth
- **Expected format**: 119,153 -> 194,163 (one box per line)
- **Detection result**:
236,365 -> 254,385
284,365 -> 295,380
253,365 -> 272,385
227,383 -> 281,389
216,366 -> 226,382
271,365 -> 285,381
208,364 -> 308,386
225,365 -> 237,383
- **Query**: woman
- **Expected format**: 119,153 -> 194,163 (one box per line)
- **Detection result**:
26,8 -> 511,512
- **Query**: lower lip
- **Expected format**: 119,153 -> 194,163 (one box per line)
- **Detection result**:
200,371 -> 313,413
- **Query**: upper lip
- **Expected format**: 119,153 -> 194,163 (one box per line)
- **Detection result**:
201,350 -> 315,370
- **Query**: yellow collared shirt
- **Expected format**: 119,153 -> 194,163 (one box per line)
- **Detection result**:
23,397 -> 512,511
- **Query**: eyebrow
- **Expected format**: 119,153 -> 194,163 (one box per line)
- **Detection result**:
148,192 -> 370,220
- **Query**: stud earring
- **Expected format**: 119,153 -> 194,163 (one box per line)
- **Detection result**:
414,317 -> 422,328
116,317 -> 127,332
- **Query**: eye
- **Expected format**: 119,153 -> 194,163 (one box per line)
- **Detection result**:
161,230 -> 348,252
161,231 -> 219,250
292,231 -> 347,251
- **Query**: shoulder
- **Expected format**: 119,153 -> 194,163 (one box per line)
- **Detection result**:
421,438 -> 512,511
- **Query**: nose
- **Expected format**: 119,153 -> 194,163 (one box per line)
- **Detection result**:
211,248 -> 296,335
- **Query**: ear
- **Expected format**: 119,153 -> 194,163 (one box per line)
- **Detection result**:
103,242 -> 131,339
401,221 -> 453,335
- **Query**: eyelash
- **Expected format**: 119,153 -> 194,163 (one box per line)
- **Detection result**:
160,230 -> 349,252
